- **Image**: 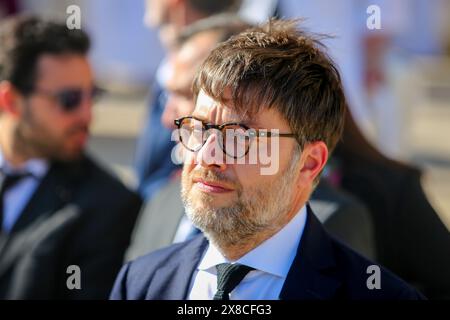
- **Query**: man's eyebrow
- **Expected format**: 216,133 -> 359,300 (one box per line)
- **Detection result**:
228,116 -> 260,126
240,118 -> 259,127
189,113 -> 259,126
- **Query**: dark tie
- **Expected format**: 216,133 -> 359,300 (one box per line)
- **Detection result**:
0,171 -> 31,230
213,263 -> 255,300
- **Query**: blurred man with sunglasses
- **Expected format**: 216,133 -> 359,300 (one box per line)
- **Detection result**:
0,16 -> 141,299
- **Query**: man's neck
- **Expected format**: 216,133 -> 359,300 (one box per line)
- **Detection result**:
0,120 -> 32,167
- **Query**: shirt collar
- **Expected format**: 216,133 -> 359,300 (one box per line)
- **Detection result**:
0,148 -> 49,179
198,205 -> 308,278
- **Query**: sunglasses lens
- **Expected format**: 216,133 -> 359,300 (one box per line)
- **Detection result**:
59,90 -> 83,111
56,87 -> 104,112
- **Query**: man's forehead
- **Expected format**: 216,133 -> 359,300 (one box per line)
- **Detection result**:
193,89 -> 291,131
36,54 -> 92,87
193,90 -> 252,123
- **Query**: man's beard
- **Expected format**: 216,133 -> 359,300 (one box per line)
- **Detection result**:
13,105 -> 88,162
181,148 -> 301,249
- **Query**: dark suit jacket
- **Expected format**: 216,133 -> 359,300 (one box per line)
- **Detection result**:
338,153 -> 450,299
0,154 -> 142,299
111,206 -> 424,300
311,179 -> 375,259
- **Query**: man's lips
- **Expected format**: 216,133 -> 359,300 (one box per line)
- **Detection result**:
193,178 -> 234,193
70,130 -> 89,147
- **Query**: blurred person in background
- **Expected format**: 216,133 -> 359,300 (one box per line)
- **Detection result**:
0,16 -> 141,299
134,0 -> 241,201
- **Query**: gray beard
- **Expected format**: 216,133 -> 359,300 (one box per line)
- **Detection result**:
181,149 -> 301,249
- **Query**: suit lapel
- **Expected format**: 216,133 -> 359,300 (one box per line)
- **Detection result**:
9,166 -> 71,234
0,160 -> 81,277
146,236 -> 208,300
279,204 -> 342,300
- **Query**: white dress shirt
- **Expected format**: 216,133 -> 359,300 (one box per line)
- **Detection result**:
0,150 -> 49,232
188,205 -> 307,300
173,214 -> 197,244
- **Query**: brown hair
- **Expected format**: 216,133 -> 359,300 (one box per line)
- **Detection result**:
0,15 -> 90,96
192,19 -> 346,152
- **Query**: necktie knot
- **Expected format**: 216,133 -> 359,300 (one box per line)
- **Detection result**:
213,263 -> 255,300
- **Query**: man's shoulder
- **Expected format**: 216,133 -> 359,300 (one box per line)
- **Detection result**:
295,210 -> 424,299
111,236 -> 206,299
48,154 -> 142,227
56,154 -> 140,202
81,154 -> 132,191
329,236 -> 424,299
129,236 -> 204,275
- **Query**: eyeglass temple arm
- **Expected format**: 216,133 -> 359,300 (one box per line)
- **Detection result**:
250,130 -> 296,138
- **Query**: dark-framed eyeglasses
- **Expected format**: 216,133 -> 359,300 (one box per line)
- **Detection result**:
31,86 -> 105,112
174,116 -> 297,159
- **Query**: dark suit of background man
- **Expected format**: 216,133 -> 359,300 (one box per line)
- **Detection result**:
111,19 -> 424,300
0,16 -> 141,299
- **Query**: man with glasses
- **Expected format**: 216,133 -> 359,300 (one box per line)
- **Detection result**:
0,16 -> 141,299
112,19 -> 422,300
126,16 -> 375,262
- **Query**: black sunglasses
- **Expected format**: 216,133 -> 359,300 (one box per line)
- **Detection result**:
31,86 -> 105,112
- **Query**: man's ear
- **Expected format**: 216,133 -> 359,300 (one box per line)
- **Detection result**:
297,141 -> 328,186
0,81 -> 22,117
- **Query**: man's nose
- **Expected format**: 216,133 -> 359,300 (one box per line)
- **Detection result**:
196,130 -> 227,171
76,96 -> 93,124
